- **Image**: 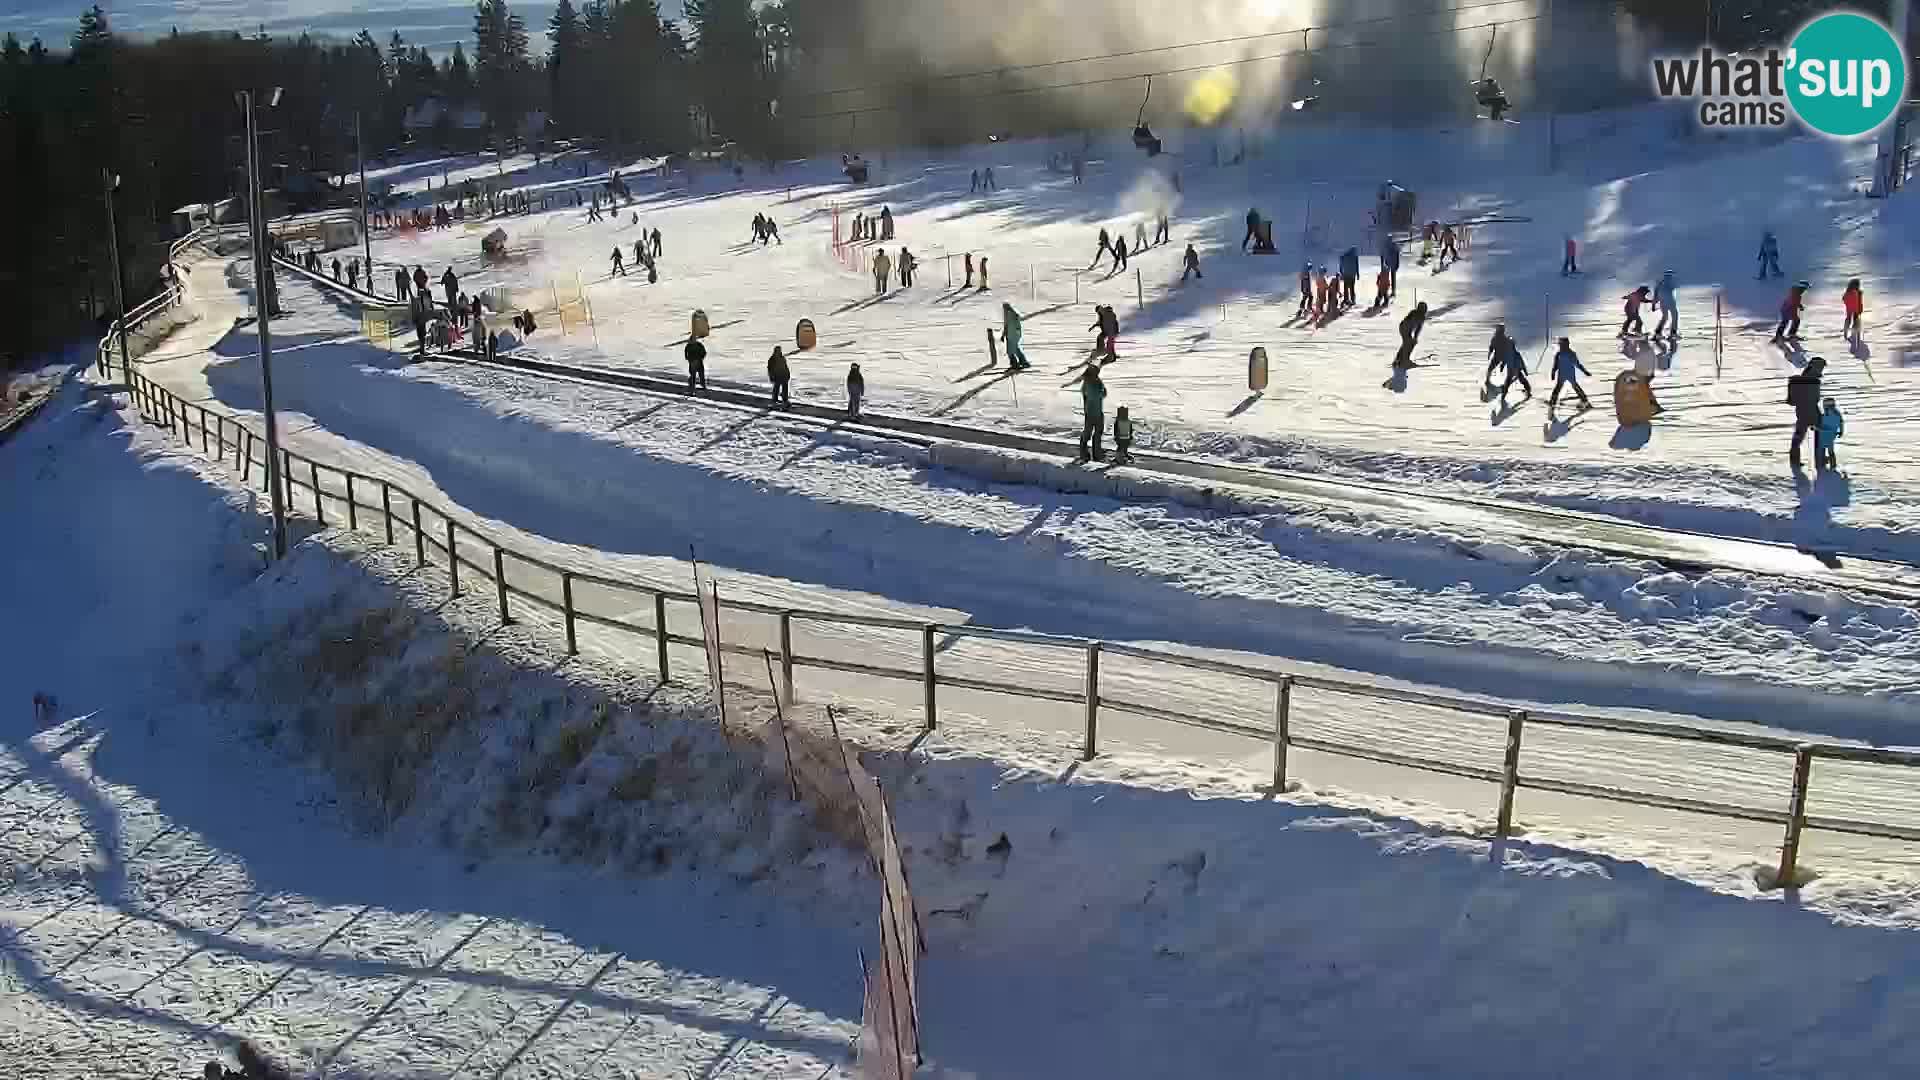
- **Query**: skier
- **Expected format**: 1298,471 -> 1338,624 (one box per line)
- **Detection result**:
846,362 -> 865,420
1393,302 -> 1430,368
1561,234 -> 1579,276
1372,265 -> 1391,310
637,239 -> 648,268
441,267 -> 459,309
1312,266 -> 1331,320
1620,285 -> 1651,337
1496,335 -> 1532,405
1134,220 -> 1148,254
753,213 -> 766,242
1817,396 -> 1845,472
685,336 -> 707,392
873,249 -> 893,295
1338,246 -> 1360,309
1774,281 -> 1809,342
1242,207 -> 1262,253
1419,226 -> 1435,265
611,247 -> 626,276
1112,405 -> 1135,465
1786,356 -> 1826,469
1113,235 -> 1130,274
1154,211 -> 1170,246
1485,324 -> 1516,382
332,257 -> 342,281
1296,263 -> 1314,317
1091,228 -> 1113,271
971,169 -> 980,193
984,166 -> 997,191
1181,244 -> 1202,281
1077,364 -> 1107,463
1090,304 -> 1120,361
1002,303 -> 1031,370
651,227 -> 663,257
1380,238 -> 1401,297
1757,230 -> 1782,279
1548,337 -> 1592,410
964,253 -> 975,288
1438,224 -> 1460,269
768,345 -> 792,408
1653,269 -> 1679,338
1841,278 -> 1864,341
767,219 -> 781,245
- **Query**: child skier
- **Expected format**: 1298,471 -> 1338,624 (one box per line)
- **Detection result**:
964,253 -> 975,288
1774,281 -> 1809,342
847,363 -> 865,420
1621,286 -> 1652,337
1181,244 -> 1202,282
1485,324 -> 1515,383
1497,336 -> 1532,405
1817,396 -> 1844,472
1373,265 -> 1391,310
1296,264 -> 1313,316
1561,234 -> 1578,276
1842,278 -> 1863,341
1112,406 -> 1135,465
1549,337 -> 1592,410
1758,230 -> 1782,279
611,248 -> 625,276
1438,225 -> 1459,269
1313,266 -> 1331,319
685,337 -> 707,392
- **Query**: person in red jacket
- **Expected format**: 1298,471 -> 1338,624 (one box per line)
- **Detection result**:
1841,278 -> 1863,342
1774,281 -> 1809,342
1620,285 -> 1651,337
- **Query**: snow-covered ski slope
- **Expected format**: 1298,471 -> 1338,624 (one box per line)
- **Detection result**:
361,107 -> 1920,563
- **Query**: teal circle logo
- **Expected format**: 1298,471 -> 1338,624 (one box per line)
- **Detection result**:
1786,12 -> 1907,138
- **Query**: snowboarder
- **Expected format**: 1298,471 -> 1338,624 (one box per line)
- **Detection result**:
1090,304 -> 1120,361
1621,286 -> 1651,337
1393,302 -> 1430,368
1112,405 -> 1135,465
1817,396 -> 1845,472
847,362 -> 865,419
1113,235 -> 1130,273
1002,303 -> 1031,370
1842,278 -> 1864,341
768,345 -> 792,408
1562,234 -> 1579,276
1242,208 -> 1262,253
1155,212 -> 1170,246
1497,335 -> 1532,405
1438,225 -> 1460,269
1653,270 -> 1679,338
964,253 -> 975,288
1338,247 -> 1360,309
1091,228 -> 1113,271
1181,244 -> 1202,281
611,247 -> 626,276
1296,263 -> 1314,317
441,267 -> 459,309
1077,364 -> 1107,463
685,336 -> 707,392
1786,357 -> 1826,469
1774,281 -> 1809,342
873,249 -> 893,295
1549,337 -> 1592,409
1757,230 -> 1782,279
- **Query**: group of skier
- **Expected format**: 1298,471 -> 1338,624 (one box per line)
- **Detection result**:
751,213 -> 783,245
850,206 -> 894,242
1088,213 -> 1174,276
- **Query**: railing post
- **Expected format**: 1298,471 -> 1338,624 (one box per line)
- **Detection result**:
562,571 -> 579,655
310,461 -> 324,523
198,406 -> 210,453
380,482 -> 394,545
1082,642 -> 1102,760
921,624 -> 937,732
411,498 -> 425,565
240,430 -> 253,483
345,474 -> 358,530
444,519 -> 460,594
493,547 -> 512,623
1496,709 -> 1526,838
779,611 -> 796,705
1776,744 -> 1815,889
1272,675 -> 1293,792
213,414 -> 224,460
653,592 -> 670,682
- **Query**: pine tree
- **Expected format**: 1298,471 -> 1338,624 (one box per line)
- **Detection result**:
446,42 -> 473,100
548,0 -> 582,135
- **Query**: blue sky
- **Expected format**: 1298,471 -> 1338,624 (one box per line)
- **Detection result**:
0,0 -> 687,56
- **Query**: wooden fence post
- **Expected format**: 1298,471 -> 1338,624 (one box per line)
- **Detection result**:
1272,675 -> 1293,792
1496,710 -> 1526,838
310,462 -> 323,523
921,624 -> 937,731
380,482 -> 394,545
411,499 -> 425,565
779,612 -> 796,705
654,593 -> 670,682
1776,744 -> 1815,888
562,571 -> 579,655
1082,642 -> 1102,760
493,546 -> 511,623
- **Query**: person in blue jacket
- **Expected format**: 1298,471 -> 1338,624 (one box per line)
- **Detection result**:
1379,239 -> 1401,298
1549,337 -> 1592,409
1338,246 -> 1360,308
1653,269 -> 1679,339
1757,230 -> 1782,279
1816,396 -> 1845,472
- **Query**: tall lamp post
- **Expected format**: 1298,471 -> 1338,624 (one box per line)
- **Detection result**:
101,169 -> 131,382
357,111 -> 375,295
240,86 -> 290,560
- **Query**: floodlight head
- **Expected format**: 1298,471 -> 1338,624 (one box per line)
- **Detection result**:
268,87 -> 284,108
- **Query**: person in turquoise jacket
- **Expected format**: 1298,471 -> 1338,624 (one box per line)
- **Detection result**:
1816,396 -> 1844,472
1001,303 -> 1030,370
1077,365 -> 1107,463
1653,269 -> 1678,339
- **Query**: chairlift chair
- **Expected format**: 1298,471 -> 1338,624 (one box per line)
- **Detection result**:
1472,26 -> 1511,121
1132,77 -> 1163,155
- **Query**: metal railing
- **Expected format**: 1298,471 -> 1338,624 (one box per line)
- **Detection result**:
108,226 -> 1920,889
